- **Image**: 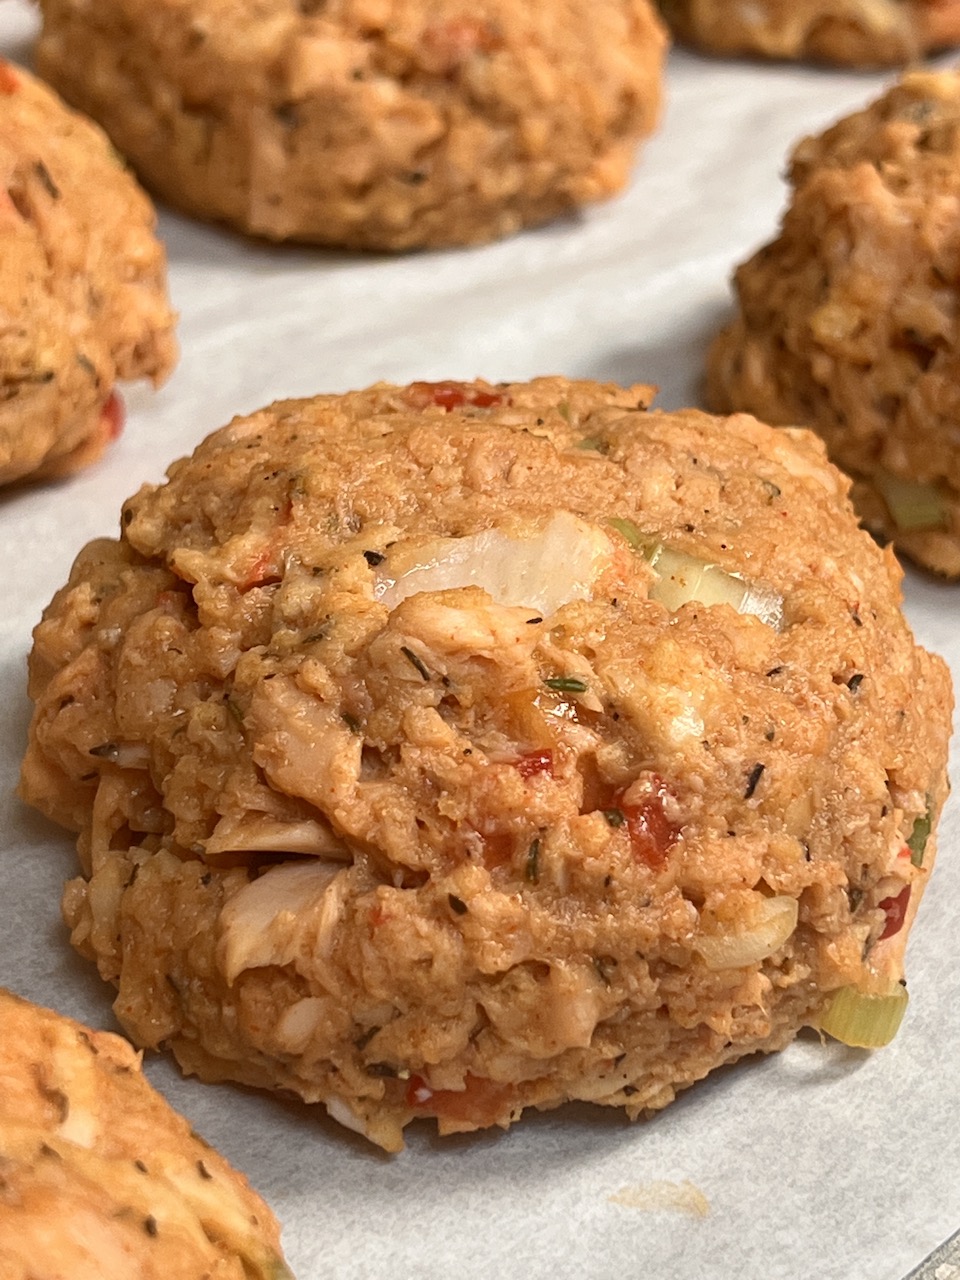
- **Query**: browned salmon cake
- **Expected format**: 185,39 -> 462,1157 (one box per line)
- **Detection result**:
33,0 -> 667,251
657,0 -> 960,65
19,377 -> 952,1152
708,72 -> 960,578
0,59 -> 176,486
0,988 -> 291,1279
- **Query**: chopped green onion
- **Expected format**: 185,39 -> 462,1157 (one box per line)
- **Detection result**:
603,808 -> 625,827
608,517 -> 645,550
819,982 -> 909,1048
544,676 -> 588,693
576,436 -> 605,452
908,805 -> 932,868
874,469 -> 949,532
400,645 -> 431,681
264,1259 -> 296,1280
645,543 -> 784,630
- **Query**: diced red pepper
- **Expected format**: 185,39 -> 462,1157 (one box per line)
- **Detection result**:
421,18 -> 502,70
0,62 -> 19,95
405,380 -> 507,413
878,884 -> 911,941
405,1073 -> 514,1125
239,549 -> 278,590
513,749 -> 554,779
613,775 -> 681,870
101,390 -> 125,442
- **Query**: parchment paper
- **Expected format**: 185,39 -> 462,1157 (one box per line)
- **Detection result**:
1,6 -> 958,1277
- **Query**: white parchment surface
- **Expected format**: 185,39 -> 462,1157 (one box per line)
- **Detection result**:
1,6 -> 958,1277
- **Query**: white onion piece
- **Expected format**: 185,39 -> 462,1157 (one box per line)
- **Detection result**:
204,815 -> 349,858
219,860 -> 343,984
694,895 -> 798,971
325,1096 -> 373,1140
373,511 -> 613,617
646,544 -> 784,631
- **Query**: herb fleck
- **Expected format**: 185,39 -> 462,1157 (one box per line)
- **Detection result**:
143,1216 -> 158,1237
525,837 -> 541,884
34,160 -> 61,199
847,673 -> 865,693
448,894 -> 468,915
544,675 -> 588,694
744,763 -> 765,799
400,646 -> 431,681
603,808 -> 625,827
363,549 -> 385,566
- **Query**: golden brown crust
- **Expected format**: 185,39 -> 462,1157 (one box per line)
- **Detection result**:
20,377 -> 952,1151
707,71 -> 960,577
658,0 -> 960,66
0,988 -> 290,1280
0,60 -> 176,486
35,0 -> 667,250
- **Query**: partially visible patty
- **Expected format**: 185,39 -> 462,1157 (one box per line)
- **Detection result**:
0,988 -> 290,1279
658,0 -> 960,66
0,59 -> 175,485
34,0 -> 667,250
708,71 -> 960,577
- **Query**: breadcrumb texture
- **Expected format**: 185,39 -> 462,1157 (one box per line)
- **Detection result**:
657,0 -> 960,65
0,988 -> 290,1280
0,59 -> 176,486
34,0 -> 666,250
708,72 -> 960,578
20,377 -> 952,1152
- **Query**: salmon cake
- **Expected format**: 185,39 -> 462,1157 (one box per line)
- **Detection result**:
657,0 -> 960,65
33,0 -> 667,251
19,377 -> 952,1152
708,73 -> 960,577
0,988 -> 291,1279
0,59 -> 176,486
